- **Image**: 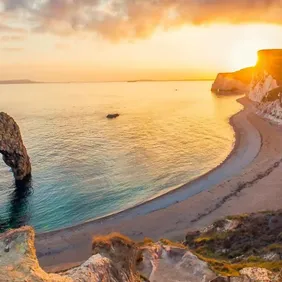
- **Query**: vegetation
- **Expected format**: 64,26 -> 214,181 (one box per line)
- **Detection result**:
184,210 -> 282,276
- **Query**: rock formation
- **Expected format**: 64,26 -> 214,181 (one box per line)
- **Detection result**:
1,221 -> 281,282
137,242 -> 216,282
211,67 -> 253,94
247,49 -> 282,122
0,112 -> 31,181
107,113 -> 120,119
184,210 -> 282,280
249,49 -> 282,102
0,226 -> 69,282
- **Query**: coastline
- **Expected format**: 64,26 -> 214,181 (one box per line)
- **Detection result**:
35,96 -> 250,236
35,96 -> 273,272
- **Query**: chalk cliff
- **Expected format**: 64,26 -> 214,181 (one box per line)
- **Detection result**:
248,50 -> 282,122
249,49 -> 282,102
211,67 -> 253,94
0,113 -> 31,181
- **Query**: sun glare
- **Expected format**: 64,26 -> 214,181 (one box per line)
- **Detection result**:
229,43 -> 259,71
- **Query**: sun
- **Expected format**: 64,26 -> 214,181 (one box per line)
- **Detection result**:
229,42 -> 259,71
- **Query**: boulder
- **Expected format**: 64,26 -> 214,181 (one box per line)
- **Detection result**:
137,243 -> 216,282
106,114 -> 120,119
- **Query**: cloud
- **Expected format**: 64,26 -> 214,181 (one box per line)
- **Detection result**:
0,23 -> 26,33
0,35 -> 25,41
0,47 -> 24,51
1,0 -> 282,40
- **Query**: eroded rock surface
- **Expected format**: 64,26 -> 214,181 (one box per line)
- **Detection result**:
0,226 -> 69,282
1,226 -> 280,282
0,112 -> 31,181
211,267 -> 281,282
137,243 -> 216,282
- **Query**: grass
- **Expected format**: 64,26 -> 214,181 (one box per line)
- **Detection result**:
92,232 -> 135,251
137,237 -> 154,247
160,238 -> 186,249
185,210 -> 282,276
265,243 -> 282,252
194,252 -> 282,276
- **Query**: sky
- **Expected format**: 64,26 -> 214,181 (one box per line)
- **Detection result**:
1,0 -> 282,82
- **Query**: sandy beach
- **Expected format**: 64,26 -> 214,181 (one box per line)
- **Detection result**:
36,96 -> 282,273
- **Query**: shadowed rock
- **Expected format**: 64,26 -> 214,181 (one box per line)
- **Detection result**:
0,112 -> 31,181
106,113 -> 120,119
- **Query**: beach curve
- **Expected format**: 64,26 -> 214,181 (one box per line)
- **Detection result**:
36,96 -> 265,272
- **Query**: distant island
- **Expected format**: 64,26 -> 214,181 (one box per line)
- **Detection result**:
0,79 -> 40,85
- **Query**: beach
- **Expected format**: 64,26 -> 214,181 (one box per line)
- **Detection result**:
36,96 -> 282,273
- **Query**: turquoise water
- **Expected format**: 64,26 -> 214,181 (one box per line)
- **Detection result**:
0,81 -> 242,232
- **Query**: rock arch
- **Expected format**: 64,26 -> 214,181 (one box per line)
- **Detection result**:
0,112 -> 31,181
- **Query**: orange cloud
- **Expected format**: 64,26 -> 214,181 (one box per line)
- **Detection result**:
2,0 -> 282,40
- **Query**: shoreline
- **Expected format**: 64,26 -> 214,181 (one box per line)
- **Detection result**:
36,96 -> 268,272
35,98 -> 246,237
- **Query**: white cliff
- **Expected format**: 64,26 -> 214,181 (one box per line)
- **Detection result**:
211,67 -> 253,94
211,74 -> 250,93
248,71 -> 278,102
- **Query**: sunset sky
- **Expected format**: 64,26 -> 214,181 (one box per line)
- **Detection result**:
1,0 -> 282,82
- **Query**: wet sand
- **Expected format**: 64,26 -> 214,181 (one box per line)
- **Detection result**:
36,97 -> 282,272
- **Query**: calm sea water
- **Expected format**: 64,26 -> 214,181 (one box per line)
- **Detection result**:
0,81 -> 242,232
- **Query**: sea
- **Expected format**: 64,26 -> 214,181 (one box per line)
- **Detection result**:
0,81 -> 242,232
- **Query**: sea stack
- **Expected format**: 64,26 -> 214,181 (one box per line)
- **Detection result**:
107,113 -> 120,119
0,112 -> 31,181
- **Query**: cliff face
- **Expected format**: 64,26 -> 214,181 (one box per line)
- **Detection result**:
248,50 -> 282,122
211,67 -> 253,94
249,49 -> 282,102
0,113 -> 31,181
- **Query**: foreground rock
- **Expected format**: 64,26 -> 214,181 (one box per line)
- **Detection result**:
1,224 -> 280,281
137,242 -> 216,282
0,112 -> 31,181
0,227 -> 141,282
0,226 -> 69,282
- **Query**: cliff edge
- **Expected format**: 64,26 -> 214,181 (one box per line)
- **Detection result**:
211,67 -> 253,94
1,211 -> 281,282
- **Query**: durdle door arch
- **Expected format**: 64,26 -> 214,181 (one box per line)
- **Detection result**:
0,112 -> 31,182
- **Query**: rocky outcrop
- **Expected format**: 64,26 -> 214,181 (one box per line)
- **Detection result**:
107,113 -> 120,119
247,50 -> 282,123
1,225 -> 281,282
0,112 -> 31,181
184,210 -> 282,279
137,242 -> 216,282
211,67 -> 253,94
0,227 -> 141,282
249,49 -> 282,102
211,268 -> 279,281
0,226 -> 69,282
